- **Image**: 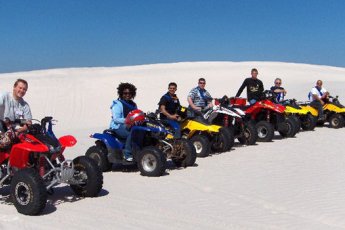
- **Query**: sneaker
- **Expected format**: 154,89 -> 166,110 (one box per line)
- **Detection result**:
125,157 -> 133,162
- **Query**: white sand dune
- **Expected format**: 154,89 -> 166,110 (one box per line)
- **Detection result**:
1,61 -> 345,229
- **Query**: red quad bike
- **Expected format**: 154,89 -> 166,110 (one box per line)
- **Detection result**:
230,91 -> 298,142
0,117 -> 103,215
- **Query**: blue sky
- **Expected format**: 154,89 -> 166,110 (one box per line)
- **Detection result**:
1,0 -> 345,73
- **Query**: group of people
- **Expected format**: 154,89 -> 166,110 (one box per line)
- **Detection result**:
109,68 -> 331,161
0,70 -> 331,161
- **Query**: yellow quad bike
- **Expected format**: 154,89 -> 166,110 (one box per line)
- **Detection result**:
176,106 -> 233,158
280,99 -> 318,131
321,96 -> 345,128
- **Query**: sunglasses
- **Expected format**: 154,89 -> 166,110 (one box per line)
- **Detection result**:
123,92 -> 132,95
199,82 -> 206,85
275,82 -> 281,85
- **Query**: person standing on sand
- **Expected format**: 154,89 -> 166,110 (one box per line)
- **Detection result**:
235,68 -> 264,105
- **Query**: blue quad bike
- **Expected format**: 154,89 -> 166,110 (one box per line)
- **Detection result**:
85,114 -> 196,177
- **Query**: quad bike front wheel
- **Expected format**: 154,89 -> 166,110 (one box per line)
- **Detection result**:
238,121 -> 257,145
279,117 -> 297,138
301,114 -> 317,131
256,121 -> 274,142
190,135 -> 210,158
10,168 -> 47,215
329,114 -> 345,129
85,145 -> 112,172
137,146 -> 167,177
290,115 -> 301,134
70,156 -> 103,197
211,127 -> 233,152
172,139 -> 197,168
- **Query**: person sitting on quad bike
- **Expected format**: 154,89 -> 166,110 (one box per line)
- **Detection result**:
187,78 -> 213,116
158,82 -> 182,138
308,80 -> 329,120
270,78 -> 287,103
0,79 -> 32,148
110,82 -> 139,162
235,68 -> 264,105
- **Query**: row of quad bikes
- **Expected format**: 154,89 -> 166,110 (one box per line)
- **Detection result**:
86,90 -> 345,177
85,91 -> 345,175
1,92 -> 344,215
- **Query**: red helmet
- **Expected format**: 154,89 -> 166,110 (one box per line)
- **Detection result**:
125,109 -> 146,126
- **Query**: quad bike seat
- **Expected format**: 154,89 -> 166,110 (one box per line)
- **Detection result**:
103,129 -> 127,142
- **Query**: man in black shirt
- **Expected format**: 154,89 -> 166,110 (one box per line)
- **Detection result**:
158,82 -> 180,120
235,68 -> 264,105
158,82 -> 181,137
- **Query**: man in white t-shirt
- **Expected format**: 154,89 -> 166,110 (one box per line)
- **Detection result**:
0,79 -> 32,147
308,80 -> 329,120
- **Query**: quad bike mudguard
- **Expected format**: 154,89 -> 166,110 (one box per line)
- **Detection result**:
324,103 -> 345,113
181,119 -> 221,138
59,135 -> 77,148
9,141 -> 49,169
300,105 -> 318,117
0,152 -> 10,164
245,99 -> 285,119
284,105 -> 308,115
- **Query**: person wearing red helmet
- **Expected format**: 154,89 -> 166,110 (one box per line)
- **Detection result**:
110,83 -> 138,162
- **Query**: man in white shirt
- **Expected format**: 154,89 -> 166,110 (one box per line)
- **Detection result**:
0,79 -> 32,147
308,80 -> 329,120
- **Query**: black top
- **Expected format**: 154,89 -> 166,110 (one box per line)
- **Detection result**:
236,78 -> 264,101
158,92 -> 180,119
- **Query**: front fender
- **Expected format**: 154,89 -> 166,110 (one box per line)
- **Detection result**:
285,106 -> 308,115
9,143 -> 49,169
181,120 -> 221,137
300,105 -> 319,117
324,104 -> 345,113
59,135 -> 77,148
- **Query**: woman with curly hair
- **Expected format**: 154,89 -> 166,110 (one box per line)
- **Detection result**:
109,82 -> 137,161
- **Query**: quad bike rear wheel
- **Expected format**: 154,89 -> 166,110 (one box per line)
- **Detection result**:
137,146 -> 166,177
70,156 -> 103,197
256,121 -> 274,142
329,114 -> 345,129
238,121 -> 257,145
190,135 -> 210,158
86,145 -> 112,172
211,127 -> 233,152
172,139 -> 197,168
11,168 -> 47,215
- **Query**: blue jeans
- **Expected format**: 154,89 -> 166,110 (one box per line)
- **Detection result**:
249,99 -> 257,105
113,124 -> 132,159
164,119 -> 181,138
